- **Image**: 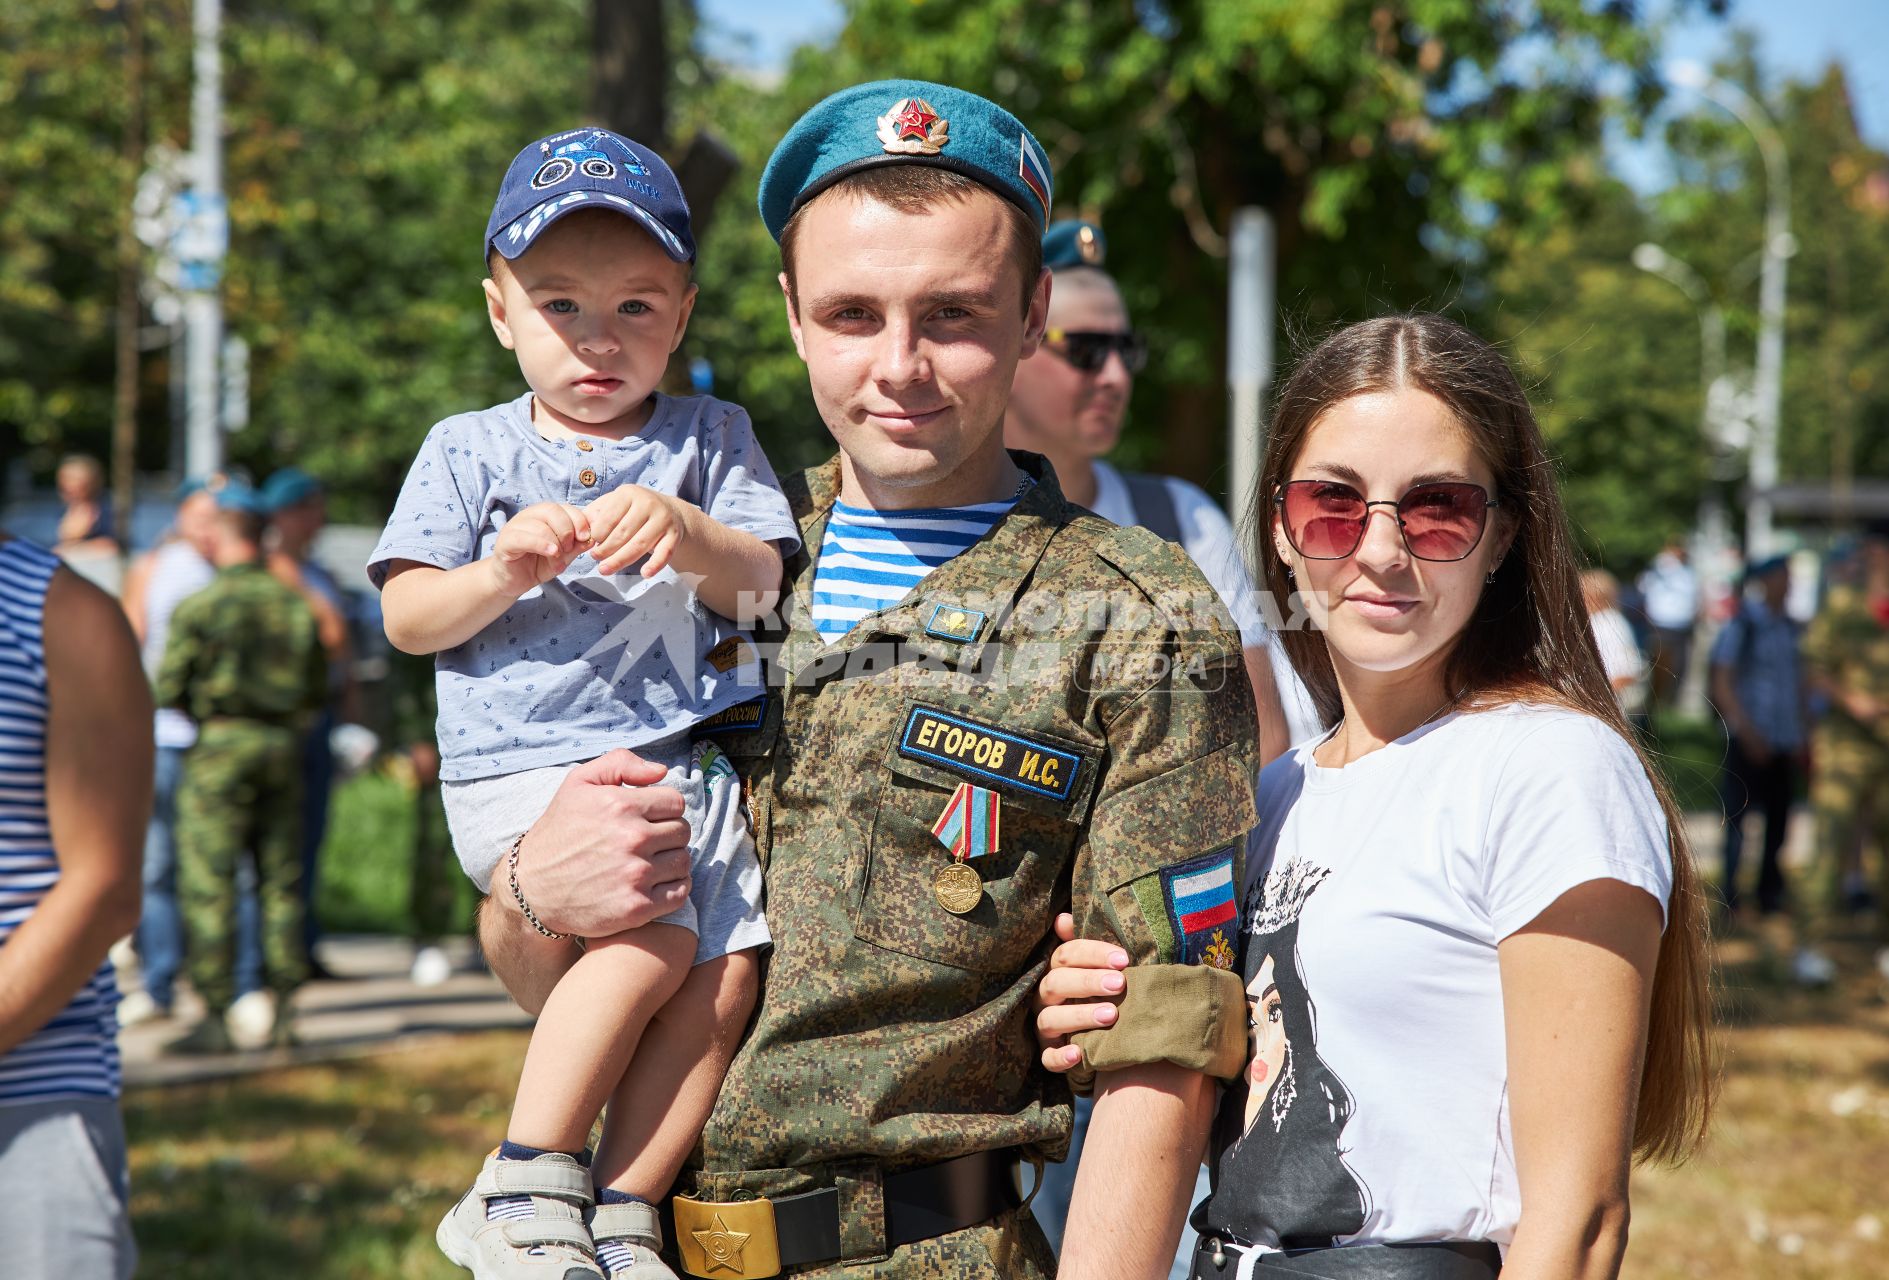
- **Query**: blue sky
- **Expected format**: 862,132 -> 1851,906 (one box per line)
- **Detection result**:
697,0 -> 1886,157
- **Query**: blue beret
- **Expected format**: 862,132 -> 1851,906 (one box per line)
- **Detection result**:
214,480 -> 270,516
1043,219 -> 1107,271
758,80 -> 1052,242
261,467 -> 323,511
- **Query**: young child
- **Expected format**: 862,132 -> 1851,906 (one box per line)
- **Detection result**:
368,128 -> 797,1280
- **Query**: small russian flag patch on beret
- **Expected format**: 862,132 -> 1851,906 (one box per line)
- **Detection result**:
1018,131 -> 1051,216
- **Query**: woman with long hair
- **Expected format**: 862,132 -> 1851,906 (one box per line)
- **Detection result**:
1036,314 -> 1713,1280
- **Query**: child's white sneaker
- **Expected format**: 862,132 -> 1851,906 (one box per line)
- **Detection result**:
437,1149 -> 603,1280
589,1201 -> 678,1280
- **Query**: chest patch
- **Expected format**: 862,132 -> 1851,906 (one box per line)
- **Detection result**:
696,696 -> 768,734
897,705 -> 1083,802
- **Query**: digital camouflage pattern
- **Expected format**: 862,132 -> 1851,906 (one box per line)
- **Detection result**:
174,723 -> 306,1010
1802,585 -> 1889,933
154,562 -> 329,726
679,453 -> 1256,1271
155,561 -> 327,1012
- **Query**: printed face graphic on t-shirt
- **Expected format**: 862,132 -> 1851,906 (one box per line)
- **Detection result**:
1208,856 -> 1370,1248
1244,953 -> 1288,1134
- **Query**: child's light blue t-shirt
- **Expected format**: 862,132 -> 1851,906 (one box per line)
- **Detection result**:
367,392 -> 800,782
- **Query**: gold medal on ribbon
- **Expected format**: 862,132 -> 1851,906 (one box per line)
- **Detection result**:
934,860 -> 983,915
931,782 -> 997,914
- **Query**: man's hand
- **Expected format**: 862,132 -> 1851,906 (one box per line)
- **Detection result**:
511,748 -> 693,938
491,501 -> 593,597
587,485 -> 690,578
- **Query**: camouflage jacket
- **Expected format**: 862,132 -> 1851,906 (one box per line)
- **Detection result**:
684,452 -> 1256,1220
154,561 -> 327,727
1804,585 -> 1889,749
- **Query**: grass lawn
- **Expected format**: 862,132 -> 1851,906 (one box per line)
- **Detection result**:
124,927 -> 1889,1279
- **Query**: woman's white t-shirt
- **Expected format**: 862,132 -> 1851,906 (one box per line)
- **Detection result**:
1195,703 -> 1672,1253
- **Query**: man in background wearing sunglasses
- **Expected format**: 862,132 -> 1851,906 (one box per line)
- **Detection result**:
1005,220 -> 1314,763
1005,220 -> 1311,1279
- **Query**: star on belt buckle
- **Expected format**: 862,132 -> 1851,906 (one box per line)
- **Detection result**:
673,1193 -> 782,1278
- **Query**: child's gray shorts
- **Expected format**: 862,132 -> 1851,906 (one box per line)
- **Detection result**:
442,735 -> 768,965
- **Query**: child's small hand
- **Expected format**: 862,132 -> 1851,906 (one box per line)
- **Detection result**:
490,501 -> 593,596
587,485 -> 692,578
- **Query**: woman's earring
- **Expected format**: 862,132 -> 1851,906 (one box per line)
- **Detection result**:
1284,564 -> 1296,582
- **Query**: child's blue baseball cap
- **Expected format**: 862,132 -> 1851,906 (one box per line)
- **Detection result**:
758,80 -> 1053,243
485,127 -> 695,265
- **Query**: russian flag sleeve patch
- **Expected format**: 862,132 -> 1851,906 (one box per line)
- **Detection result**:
1158,850 -> 1239,970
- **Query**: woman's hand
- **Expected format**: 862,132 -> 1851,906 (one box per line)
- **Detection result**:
1032,913 -> 1131,1072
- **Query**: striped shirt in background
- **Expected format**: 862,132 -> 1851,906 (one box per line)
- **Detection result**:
809,494 -> 1022,642
0,537 -> 121,1105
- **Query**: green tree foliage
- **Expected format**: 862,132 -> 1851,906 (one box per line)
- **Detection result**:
1489,44 -> 1889,567
8,0 -> 1883,566
0,3 -> 141,473
712,0 -> 1680,491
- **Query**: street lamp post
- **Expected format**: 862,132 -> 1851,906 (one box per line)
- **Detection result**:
1670,62 -> 1792,556
1632,242 -> 1734,715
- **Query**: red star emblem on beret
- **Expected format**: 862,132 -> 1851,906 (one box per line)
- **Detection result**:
893,99 -> 939,142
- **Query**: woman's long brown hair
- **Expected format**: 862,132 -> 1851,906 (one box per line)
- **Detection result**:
1254,313 -> 1713,1163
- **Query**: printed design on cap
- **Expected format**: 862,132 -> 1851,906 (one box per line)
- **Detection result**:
1159,849 -> 1239,969
1018,131 -> 1052,216
877,98 -> 951,156
530,130 -> 656,191
897,705 -> 1083,802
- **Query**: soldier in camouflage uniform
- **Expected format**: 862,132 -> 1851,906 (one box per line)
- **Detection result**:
1802,520 -> 1889,944
482,81 -> 1255,1280
155,484 -> 328,1052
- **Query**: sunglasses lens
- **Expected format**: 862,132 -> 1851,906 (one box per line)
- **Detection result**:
1064,336 -> 1111,372
1398,483 -> 1489,561
1282,481 -> 1365,558
1058,332 -> 1147,374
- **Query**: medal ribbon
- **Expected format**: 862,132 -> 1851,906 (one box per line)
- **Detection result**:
931,782 -> 998,861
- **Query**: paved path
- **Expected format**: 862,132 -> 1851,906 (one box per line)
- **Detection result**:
117,935 -> 531,1088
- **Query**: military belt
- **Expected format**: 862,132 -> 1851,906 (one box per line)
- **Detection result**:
665,1148 -> 1026,1278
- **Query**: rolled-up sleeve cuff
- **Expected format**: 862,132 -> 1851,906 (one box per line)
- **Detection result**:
1067,963 -> 1246,1092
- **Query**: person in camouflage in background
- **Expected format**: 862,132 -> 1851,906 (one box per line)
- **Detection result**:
388,646 -> 459,986
1801,519 -> 1889,967
156,482 -> 328,1053
479,81 -> 1256,1280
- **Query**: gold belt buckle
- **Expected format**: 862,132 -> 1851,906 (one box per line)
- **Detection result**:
672,1193 -> 782,1279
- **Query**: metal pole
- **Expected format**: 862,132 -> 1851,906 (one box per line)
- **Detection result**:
111,0 -> 145,556
1227,208 -> 1274,570
182,0 -> 224,478
1672,66 -> 1790,556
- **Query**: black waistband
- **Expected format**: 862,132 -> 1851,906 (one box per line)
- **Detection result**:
664,1148 -> 1022,1270
1191,1238 -> 1502,1280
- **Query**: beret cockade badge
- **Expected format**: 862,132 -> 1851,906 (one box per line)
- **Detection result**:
877,97 -> 951,155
